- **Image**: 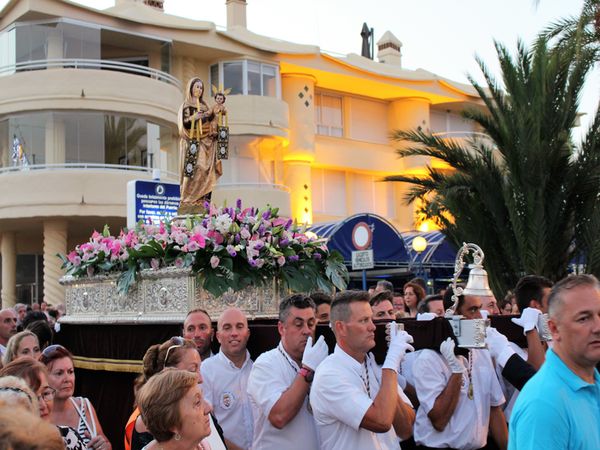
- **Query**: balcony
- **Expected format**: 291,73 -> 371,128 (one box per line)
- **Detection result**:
226,95 -> 289,138
0,59 -> 182,124
0,163 -> 178,220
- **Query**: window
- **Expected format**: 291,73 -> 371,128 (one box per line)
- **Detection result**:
315,93 -> 343,137
209,60 -> 280,97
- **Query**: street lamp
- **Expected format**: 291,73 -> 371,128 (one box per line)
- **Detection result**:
411,236 -> 428,293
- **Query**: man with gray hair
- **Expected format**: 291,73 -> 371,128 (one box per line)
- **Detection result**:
247,294 -> 328,450
310,290 -> 415,449
13,303 -> 27,329
509,274 -> 600,449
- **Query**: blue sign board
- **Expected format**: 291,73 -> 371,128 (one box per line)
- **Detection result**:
127,179 -> 180,227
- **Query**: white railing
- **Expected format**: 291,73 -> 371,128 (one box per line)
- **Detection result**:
0,163 -> 179,180
0,59 -> 182,89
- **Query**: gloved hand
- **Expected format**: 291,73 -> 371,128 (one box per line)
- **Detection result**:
416,312 -> 436,321
480,309 -> 490,320
440,337 -> 465,374
486,326 -> 515,368
301,335 -> 329,371
382,326 -> 414,373
511,307 -> 542,335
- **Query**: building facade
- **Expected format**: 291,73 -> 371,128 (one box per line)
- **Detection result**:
0,0 -> 482,307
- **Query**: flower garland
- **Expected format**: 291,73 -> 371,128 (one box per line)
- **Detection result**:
59,200 -> 348,298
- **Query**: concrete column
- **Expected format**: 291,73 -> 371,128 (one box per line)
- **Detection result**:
282,74 -> 316,223
45,115 -> 66,165
283,161 -> 312,224
1,232 -> 17,308
388,97 -> 431,227
43,220 -> 68,306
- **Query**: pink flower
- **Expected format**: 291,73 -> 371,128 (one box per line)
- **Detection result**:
240,228 -> 251,240
210,255 -> 220,269
277,256 -> 286,266
254,258 -> 265,268
151,258 -> 160,270
190,233 -> 206,249
174,258 -> 184,268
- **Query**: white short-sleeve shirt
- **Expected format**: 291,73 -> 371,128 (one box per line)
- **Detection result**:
413,348 -> 505,450
310,345 -> 401,450
246,343 -> 319,450
201,350 -> 254,450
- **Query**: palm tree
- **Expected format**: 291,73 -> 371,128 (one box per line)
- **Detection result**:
384,36 -> 600,296
541,0 -> 599,57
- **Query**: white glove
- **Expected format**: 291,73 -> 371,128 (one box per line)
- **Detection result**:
511,307 -> 542,335
416,312 -> 436,321
301,335 -> 328,371
382,326 -> 414,373
486,326 -> 515,368
440,337 -> 465,374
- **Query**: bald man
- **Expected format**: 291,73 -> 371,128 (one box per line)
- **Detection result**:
201,308 -> 253,450
0,308 -> 17,358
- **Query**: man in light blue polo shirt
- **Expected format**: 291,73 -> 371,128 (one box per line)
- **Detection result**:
509,274 -> 600,450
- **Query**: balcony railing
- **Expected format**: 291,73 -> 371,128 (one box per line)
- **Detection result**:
0,163 -> 179,180
0,59 -> 182,89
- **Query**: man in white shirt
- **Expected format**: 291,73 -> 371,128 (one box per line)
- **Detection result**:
311,290 -> 416,450
202,307 -> 254,450
183,308 -> 214,361
413,294 -> 507,450
0,308 -> 17,358
247,294 -> 329,450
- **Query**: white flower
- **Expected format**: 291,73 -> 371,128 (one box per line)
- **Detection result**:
214,214 -> 233,234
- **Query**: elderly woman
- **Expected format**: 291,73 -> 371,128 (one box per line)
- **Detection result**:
0,358 -> 86,449
403,281 -> 426,318
126,336 -> 201,450
0,374 -> 39,413
39,344 -> 111,450
137,369 -> 211,450
2,330 -> 41,365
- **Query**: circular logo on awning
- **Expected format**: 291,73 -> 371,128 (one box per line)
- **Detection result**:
352,222 -> 372,250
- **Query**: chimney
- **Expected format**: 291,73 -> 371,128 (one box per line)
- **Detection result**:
226,0 -> 247,29
377,31 -> 402,67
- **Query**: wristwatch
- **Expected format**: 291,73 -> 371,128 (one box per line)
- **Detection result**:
299,367 -> 314,383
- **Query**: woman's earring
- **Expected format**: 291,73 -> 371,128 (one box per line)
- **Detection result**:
174,432 -> 182,441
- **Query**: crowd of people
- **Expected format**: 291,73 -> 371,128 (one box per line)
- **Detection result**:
0,272 -> 599,450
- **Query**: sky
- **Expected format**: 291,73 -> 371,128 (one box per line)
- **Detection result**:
1,0 -> 597,140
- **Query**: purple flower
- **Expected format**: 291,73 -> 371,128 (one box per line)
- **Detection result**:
258,225 -> 265,235
236,198 -> 242,209
226,245 -> 237,257
285,219 -> 293,230
234,234 -> 241,244
280,238 -> 289,247
287,255 -> 299,262
204,201 -> 210,211
262,210 -> 271,220
249,259 -> 257,267
313,253 -> 322,260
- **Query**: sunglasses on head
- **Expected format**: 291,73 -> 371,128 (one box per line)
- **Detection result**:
163,336 -> 185,366
41,344 -> 66,358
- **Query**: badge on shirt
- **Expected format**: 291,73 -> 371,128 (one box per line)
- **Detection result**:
221,391 -> 235,409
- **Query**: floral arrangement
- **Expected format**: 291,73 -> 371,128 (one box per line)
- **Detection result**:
59,200 -> 348,298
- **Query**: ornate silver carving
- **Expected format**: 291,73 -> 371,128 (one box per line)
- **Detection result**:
59,269 -> 281,324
